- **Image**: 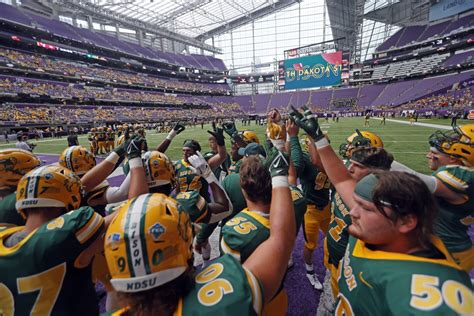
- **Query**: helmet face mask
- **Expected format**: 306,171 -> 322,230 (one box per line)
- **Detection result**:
429,125 -> 474,166
105,193 -> 193,293
15,165 -> 82,218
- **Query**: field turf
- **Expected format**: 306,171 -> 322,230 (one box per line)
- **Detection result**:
3,117 -> 468,174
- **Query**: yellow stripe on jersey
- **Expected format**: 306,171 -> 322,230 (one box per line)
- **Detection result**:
242,210 -> 270,229
75,213 -> 104,244
435,170 -> 468,191
111,306 -> 130,315
243,266 -> 263,315
352,237 -> 463,270
194,208 -> 209,224
220,238 -> 241,262
0,227 -> 38,255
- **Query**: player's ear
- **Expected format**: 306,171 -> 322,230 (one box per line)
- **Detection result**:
397,213 -> 417,234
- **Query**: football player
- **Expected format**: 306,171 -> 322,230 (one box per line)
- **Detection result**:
0,149 -> 41,226
294,113 -> 472,314
286,118 -> 331,290
426,125 -> 474,271
102,145 -> 295,315
204,126 -> 231,182
97,127 -> 106,155
88,127 -> 98,155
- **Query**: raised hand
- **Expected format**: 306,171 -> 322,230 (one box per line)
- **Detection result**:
207,127 -> 225,146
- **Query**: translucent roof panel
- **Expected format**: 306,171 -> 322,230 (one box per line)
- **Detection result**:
91,0 -> 272,38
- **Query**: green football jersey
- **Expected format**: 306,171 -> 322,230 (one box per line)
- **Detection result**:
326,192 -> 351,267
220,209 -> 270,262
0,192 -> 24,226
175,159 -> 211,202
0,206 -> 104,315
204,152 -> 232,182
222,173 -> 247,216
290,185 -> 307,233
336,236 -> 473,315
228,159 -> 242,175
290,136 -> 330,208
175,190 -> 209,223
432,165 -> 474,253
102,255 -> 262,316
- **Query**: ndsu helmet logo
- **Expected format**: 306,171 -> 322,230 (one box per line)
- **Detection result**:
149,223 -> 165,242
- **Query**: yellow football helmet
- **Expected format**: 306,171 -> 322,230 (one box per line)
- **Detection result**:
105,193 -> 192,293
91,127 -> 97,133
340,130 -> 383,159
59,146 -> 96,177
0,149 -> 41,191
266,122 -> 286,141
429,124 -> 474,166
143,151 -> 175,188
16,165 -> 82,217
239,130 -> 260,144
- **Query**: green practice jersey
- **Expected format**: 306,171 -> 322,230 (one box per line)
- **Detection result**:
175,159 -> 211,202
290,136 -> 330,208
327,192 -> 351,267
103,255 -> 263,316
204,152 -> 232,182
336,236 -> 472,315
220,209 -> 270,262
228,159 -> 242,175
175,190 -> 209,223
0,207 -> 104,315
0,192 -> 24,226
433,165 -> 474,253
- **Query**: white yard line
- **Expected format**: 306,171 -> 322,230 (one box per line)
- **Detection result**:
373,118 -> 452,130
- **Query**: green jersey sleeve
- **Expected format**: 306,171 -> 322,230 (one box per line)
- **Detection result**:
290,185 -> 307,233
182,254 -> 263,315
0,192 -> 24,226
222,173 -> 247,215
175,190 -> 210,223
433,165 -> 474,195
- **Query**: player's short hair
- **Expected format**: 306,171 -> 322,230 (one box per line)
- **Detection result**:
368,171 -> 437,249
240,156 -> 272,205
351,147 -> 393,170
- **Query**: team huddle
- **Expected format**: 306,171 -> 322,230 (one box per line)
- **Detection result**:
0,107 -> 473,315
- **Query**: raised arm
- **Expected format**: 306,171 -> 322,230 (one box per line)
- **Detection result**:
155,121 -> 185,153
243,148 -> 295,303
206,127 -> 228,170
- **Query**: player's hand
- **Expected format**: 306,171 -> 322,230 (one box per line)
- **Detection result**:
264,146 -> 289,177
298,106 -> 324,141
113,138 -> 130,157
222,121 -> 238,138
286,119 -> 299,137
126,137 -> 146,159
173,121 -> 186,134
193,238 -> 209,255
188,151 -> 214,180
288,105 -> 304,123
207,127 -> 225,146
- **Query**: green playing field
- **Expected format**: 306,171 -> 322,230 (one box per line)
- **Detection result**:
3,117 -> 470,174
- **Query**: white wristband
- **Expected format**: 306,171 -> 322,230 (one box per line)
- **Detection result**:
205,173 -> 218,184
166,129 -> 177,141
272,176 -> 289,188
128,157 -> 143,169
105,152 -> 120,164
314,138 -> 330,149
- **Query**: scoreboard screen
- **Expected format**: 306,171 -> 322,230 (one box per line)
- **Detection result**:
279,51 -> 342,90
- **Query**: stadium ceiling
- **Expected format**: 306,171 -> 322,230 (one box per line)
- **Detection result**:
363,0 -> 431,27
79,0 -> 300,40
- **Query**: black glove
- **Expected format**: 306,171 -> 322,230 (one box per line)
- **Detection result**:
207,127 -> 225,146
127,137 -> 146,159
264,146 -> 289,177
222,121 -> 238,138
297,106 -> 324,141
113,137 -> 130,157
173,121 -> 186,134
288,105 -> 304,123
